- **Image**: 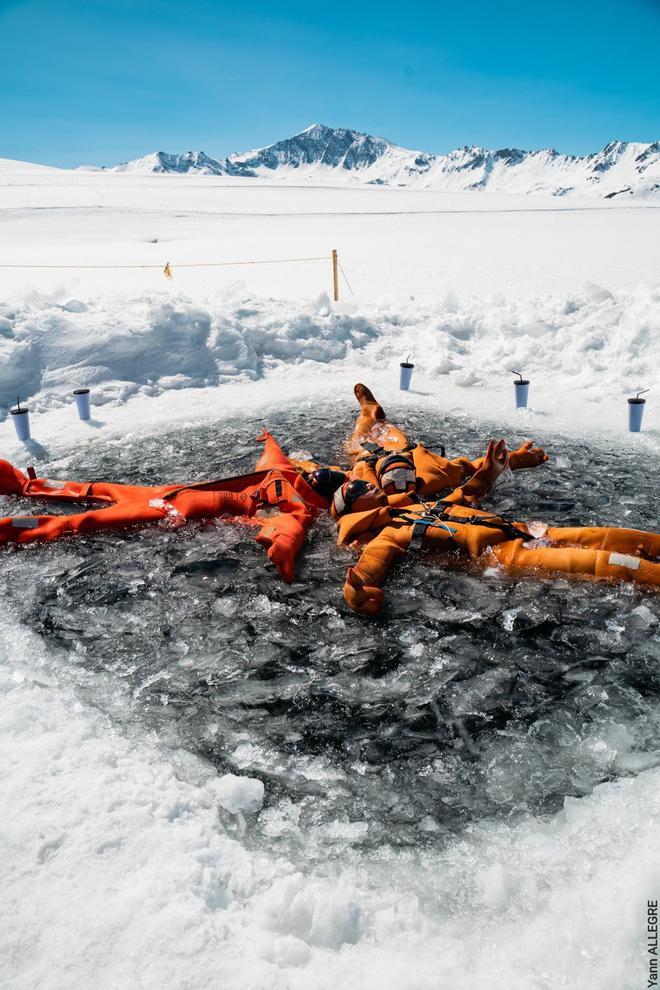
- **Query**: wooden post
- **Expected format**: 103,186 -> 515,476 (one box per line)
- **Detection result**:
332,249 -> 339,302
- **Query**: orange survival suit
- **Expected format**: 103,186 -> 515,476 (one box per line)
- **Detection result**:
331,439 -> 660,616
0,433 -> 327,583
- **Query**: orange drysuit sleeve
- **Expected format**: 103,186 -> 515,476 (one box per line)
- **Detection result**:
441,441 -> 508,506
251,474 -> 315,583
255,513 -> 307,584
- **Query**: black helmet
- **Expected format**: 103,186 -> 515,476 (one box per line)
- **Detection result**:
332,478 -> 386,517
307,467 -> 347,500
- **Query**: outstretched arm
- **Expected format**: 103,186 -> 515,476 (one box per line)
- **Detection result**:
0,500 -> 168,547
443,439 -> 509,505
0,458 -> 169,506
255,513 -> 309,584
0,459 -> 112,503
508,440 -> 548,471
454,439 -> 548,479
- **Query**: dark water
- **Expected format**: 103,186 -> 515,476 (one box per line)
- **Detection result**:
1,406 -> 659,857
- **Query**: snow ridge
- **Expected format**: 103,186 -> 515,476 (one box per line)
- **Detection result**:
1,283 -> 658,418
108,124 -> 660,198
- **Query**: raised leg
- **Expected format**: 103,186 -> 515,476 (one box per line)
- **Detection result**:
347,384 -> 410,461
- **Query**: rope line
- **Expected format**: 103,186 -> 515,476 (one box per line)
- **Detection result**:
338,260 -> 355,296
0,255 -> 329,271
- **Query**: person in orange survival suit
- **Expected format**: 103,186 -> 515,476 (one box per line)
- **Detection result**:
0,432 -> 328,583
345,382 -> 549,496
294,381 -> 549,508
331,437 -> 660,616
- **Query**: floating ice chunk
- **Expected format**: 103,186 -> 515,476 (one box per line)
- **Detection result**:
148,498 -> 185,528
482,564 -> 505,579
316,820 -> 369,844
630,604 -> 657,630
214,773 -> 264,814
418,815 -> 442,833
493,464 -> 514,489
501,607 -> 519,632
526,520 -> 548,539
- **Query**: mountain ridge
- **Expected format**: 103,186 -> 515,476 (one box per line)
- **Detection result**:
107,124 -> 660,199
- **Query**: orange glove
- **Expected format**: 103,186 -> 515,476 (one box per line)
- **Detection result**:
509,440 -> 549,470
343,567 -> 385,617
446,439 -> 508,504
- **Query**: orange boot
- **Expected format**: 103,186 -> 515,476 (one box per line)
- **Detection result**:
347,384 -> 410,460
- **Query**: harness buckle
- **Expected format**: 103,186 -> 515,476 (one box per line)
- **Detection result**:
408,516 -> 457,550
409,520 -> 427,550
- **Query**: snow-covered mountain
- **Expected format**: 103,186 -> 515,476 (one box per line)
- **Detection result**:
226,124 -> 392,174
110,124 -> 660,198
111,150 -> 230,175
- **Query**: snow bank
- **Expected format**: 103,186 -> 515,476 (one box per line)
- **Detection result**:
1,281 -> 658,418
0,290 -> 377,416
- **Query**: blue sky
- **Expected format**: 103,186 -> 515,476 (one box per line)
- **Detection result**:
1,0 -> 659,166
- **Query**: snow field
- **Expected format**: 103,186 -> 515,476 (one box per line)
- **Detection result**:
1,167 -> 660,303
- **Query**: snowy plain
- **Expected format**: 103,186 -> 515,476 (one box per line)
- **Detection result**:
0,160 -> 659,990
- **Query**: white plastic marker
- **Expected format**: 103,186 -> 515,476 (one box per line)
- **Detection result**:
628,389 -> 649,433
400,354 -> 414,390
10,395 -> 31,441
512,371 -> 530,409
73,387 -> 91,421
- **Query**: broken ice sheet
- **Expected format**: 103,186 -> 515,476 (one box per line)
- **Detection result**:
1,406 -> 658,857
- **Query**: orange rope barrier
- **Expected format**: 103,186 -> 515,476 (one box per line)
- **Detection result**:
0,256 -> 329,270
